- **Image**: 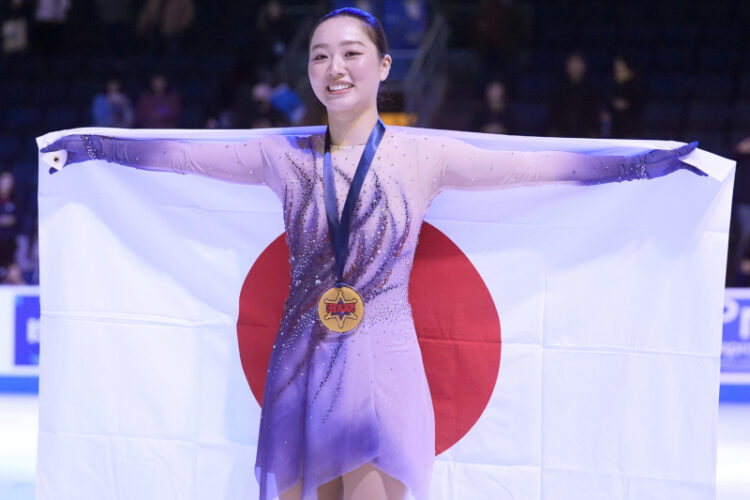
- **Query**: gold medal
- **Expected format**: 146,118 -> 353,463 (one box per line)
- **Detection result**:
317,285 -> 364,333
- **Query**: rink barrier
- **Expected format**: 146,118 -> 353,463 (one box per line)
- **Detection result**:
1,286 -> 749,401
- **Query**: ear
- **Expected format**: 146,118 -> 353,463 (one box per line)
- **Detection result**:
379,54 -> 392,81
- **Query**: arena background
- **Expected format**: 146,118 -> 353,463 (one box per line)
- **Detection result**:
1,0 -> 749,498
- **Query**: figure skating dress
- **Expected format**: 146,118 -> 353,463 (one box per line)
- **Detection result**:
83,128 -> 696,499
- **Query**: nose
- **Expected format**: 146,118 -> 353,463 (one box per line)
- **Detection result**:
327,55 -> 345,77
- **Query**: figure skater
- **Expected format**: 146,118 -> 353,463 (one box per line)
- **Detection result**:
42,7 -> 701,500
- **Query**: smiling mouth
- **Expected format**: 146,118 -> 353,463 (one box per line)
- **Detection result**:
328,83 -> 354,92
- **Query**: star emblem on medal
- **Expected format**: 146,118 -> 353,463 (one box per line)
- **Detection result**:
323,289 -> 359,328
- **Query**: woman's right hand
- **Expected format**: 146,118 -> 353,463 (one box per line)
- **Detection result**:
40,135 -> 106,174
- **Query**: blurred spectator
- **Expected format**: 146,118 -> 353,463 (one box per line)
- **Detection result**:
1,0 -> 32,58
255,0 -> 294,68
93,0 -> 133,54
247,83 -> 283,128
548,52 -> 600,138
92,78 -> 135,128
217,78 -> 303,129
136,0 -> 194,54
472,80 -> 518,134
601,55 -> 645,139
34,0 -> 70,54
15,225 -> 38,285
727,134 -> 750,286
0,171 -> 20,270
475,0 -> 532,84
1,263 -> 26,284
270,83 -> 306,126
246,82 -> 288,128
136,73 -> 182,128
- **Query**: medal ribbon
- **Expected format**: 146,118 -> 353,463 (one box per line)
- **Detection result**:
324,119 -> 386,286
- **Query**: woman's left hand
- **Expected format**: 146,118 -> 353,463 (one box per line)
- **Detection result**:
641,141 -> 704,178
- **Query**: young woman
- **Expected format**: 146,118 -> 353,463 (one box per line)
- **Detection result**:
42,8 -> 700,500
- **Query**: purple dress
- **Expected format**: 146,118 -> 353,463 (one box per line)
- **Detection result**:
89,128 -> 694,499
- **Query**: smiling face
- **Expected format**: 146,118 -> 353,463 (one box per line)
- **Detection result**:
308,16 -> 391,117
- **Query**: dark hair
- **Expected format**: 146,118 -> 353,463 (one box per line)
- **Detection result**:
310,7 -> 389,59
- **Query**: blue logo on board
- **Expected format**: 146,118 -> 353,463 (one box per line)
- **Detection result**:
14,295 -> 40,366
723,294 -> 750,374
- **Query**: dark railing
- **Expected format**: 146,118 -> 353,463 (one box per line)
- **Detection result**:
404,13 -> 449,127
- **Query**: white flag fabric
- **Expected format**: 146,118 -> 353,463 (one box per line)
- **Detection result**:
36,127 -> 733,500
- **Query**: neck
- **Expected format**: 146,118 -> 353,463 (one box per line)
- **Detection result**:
327,105 -> 379,146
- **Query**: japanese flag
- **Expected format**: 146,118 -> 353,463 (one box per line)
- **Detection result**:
36,127 -> 733,500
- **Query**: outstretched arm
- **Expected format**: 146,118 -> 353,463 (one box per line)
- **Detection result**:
423,136 -> 700,193
41,134 -> 276,185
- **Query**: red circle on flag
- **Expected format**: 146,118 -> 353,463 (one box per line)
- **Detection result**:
237,222 -> 501,455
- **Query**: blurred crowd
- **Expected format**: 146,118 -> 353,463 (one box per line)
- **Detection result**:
1,0 -> 749,285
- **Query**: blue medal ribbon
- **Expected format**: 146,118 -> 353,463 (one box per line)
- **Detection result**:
324,119 -> 386,286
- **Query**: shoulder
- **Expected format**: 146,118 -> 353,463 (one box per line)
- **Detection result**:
384,127 -> 449,150
248,132 -> 321,154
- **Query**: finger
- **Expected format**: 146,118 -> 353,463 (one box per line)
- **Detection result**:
686,165 -> 707,177
41,136 -> 79,153
675,141 -> 698,157
40,140 -> 62,153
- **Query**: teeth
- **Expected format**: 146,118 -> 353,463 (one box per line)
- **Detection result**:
329,83 -> 353,91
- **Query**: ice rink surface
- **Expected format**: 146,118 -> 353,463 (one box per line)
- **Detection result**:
1,395 -> 748,499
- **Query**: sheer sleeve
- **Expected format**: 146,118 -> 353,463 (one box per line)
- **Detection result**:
96,136 -> 276,185
418,135 -> 697,195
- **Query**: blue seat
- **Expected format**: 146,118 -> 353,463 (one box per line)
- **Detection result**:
68,79 -> 103,106
124,54 -> 159,75
644,127 -> 680,142
685,100 -> 730,130
662,24 -> 698,47
643,101 -> 683,130
740,72 -> 750,99
690,75 -> 733,100
198,54 -> 236,75
694,1 -> 731,22
525,49 -> 566,73
697,48 -> 738,73
182,79 -> 219,104
614,2 -> 650,22
512,101 -> 548,136
653,47 -> 694,73
0,81 -> 27,106
653,3 -> 692,21
586,49 -> 612,75
517,72 -> 555,101
44,106 -> 83,131
624,24 -> 657,47
534,24 -> 576,49
180,106 -> 203,128
86,55 -> 118,75
5,108 -> 41,131
702,23 -> 742,48
683,129 -> 729,157
31,81 -> 69,107
574,2 -> 609,22
648,73 -> 690,99
161,54 -> 194,73
0,135 -> 22,161
731,101 -> 750,130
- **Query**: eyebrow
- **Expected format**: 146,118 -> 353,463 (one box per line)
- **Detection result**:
310,40 -> 367,51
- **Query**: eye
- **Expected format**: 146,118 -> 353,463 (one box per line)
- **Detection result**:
311,54 -> 327,61
345,51 -> 362,57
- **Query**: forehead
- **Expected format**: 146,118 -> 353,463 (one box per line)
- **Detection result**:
310,16 -> 372,48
